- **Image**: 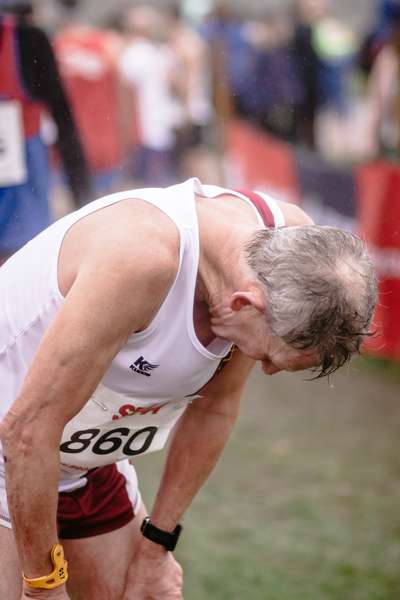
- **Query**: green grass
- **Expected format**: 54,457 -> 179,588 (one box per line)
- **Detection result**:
135,360 -> 400,600
358,355 -> 400,382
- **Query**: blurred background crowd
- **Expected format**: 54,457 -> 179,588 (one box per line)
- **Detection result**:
0,0 -> 399,257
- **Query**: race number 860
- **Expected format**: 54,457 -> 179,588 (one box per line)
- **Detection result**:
60,426 -> 158,456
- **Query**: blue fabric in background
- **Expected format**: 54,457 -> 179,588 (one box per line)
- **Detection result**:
200,19 -> 255,99
0,134 -> 50,253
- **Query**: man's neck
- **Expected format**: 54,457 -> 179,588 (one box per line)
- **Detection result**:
194,194 -> 261,329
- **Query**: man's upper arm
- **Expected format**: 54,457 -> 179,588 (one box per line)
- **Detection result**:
2,227 -> 178,441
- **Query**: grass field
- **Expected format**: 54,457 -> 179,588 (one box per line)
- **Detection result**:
135,359 -> 400,600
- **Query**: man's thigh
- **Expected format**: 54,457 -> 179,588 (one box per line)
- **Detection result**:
0,524 -> 22,600
64,502 -> 147,600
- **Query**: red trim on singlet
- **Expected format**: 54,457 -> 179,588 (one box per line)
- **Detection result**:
57,464 -> 135,539
234,189 -> 275,228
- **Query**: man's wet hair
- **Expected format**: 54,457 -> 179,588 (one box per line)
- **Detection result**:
245,226 -> 378,377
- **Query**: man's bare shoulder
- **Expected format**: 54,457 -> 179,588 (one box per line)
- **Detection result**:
59,198 -> 180,298
277,200 -> 314,226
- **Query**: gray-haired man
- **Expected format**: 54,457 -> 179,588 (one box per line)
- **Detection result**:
0,178 -> 377,599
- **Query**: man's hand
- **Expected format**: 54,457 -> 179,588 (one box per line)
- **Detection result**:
123,546 -> 183,599
21,583 -> 70,599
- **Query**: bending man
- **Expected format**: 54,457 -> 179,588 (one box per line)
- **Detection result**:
0,178 -> 377,599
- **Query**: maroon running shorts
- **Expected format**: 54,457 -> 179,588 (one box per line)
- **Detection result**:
57,464 -> 135,539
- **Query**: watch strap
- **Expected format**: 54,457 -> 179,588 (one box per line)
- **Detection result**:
141,516 -> 182,551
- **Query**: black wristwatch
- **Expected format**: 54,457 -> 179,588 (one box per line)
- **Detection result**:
140,517 -> 183,552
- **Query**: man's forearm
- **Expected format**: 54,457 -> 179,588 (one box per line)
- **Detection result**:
149,397 -> 240,534
1,431 -> 61,578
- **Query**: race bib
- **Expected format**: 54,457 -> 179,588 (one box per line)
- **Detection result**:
0,101 -> 27,186
59,385 -> 191,473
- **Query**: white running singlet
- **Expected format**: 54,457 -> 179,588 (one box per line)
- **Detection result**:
0,178 -> 284,492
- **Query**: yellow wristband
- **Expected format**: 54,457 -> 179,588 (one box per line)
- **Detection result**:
23,544 -> 68,590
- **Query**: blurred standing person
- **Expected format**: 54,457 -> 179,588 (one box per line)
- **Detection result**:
0,0 -> 90,265
54,0 -> 131,195
103,10 -> 142,178
199,3 -> 255,183
311,9 -> 356,159
165,4 -> 215,181
291,0 -> 325,149
119,6 -> 182,187
358,0 -> 395,77
363,0 -> 400,158
200,3 -> 253,120
292,0 -> 356,155
243,13 -> 303,141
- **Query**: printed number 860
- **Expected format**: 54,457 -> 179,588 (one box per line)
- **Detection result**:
60,426 -> 158,456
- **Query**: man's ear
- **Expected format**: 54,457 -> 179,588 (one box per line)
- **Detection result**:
230,289 -> 266,313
